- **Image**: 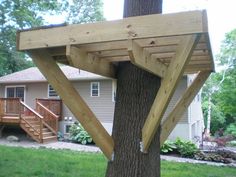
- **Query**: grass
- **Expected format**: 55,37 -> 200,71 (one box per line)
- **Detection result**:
0,145 -> 235,177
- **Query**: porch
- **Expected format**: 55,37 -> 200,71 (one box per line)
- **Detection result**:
0,98 -> 62,143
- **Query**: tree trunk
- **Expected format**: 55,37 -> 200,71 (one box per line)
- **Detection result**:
105,1 -> 162,176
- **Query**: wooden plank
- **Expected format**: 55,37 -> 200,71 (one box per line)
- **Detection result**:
128,40 -> 167,78
184,66 -> 212,74
146,43 -> 208,54
46,35 -> 206,53
142,34 -> 200,152
29,49 -> 114,160
160,71 -> 211,145
66,45 -> 115,78
17,11 -> 207,51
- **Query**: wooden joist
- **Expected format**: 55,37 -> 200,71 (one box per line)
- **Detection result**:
160,71 -> 211,145
28,49 -> 114,160
142,34 -> 200,152
66,45 -> 115,78
128,40 -> 167,78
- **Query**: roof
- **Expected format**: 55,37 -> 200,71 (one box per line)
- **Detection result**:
0,66 -> 107,84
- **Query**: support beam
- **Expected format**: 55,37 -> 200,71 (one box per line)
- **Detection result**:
128,40 -> 167,78
142,34 -> 200,152
66,45 -> 115,78
160,71 -> 211,146
29,49 -> 114,160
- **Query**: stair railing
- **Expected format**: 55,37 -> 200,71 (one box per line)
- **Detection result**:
36,100 -> 59,135
19,101 -> 43,140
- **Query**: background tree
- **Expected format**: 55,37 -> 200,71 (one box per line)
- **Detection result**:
202,29 -> 236,137
0,0 -> 104,76
106,1 -> 162,177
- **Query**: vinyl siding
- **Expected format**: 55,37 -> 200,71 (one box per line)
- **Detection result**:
162,77 -> 188,124
63,80 -> 115,123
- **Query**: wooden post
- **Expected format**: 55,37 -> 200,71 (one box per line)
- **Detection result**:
160,71 -> 211,145
29,49 -> 114,160
40,117 -> 43,143
142,34 -> 200,152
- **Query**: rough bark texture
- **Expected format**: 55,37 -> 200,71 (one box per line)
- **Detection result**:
105,1 -> 162,177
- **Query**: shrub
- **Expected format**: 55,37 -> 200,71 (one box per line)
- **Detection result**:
69,122 -> 93,145
175,138 -> 198,158
227,140 -> 236,147
161,140 -> 177,154
225,123 -> 236,137
57,131 -> 64,141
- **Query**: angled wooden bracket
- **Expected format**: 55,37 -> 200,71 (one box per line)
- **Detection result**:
142,34 -> 200,152
66,45 -> 115,78
28,49 -> 114,160
128,40 -> 167,78
160,71 -> 211,146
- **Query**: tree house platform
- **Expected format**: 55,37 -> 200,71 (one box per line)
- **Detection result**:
17,10 -> 214,160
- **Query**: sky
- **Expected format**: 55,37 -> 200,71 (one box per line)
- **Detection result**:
103,0 -> 236,56
46,0 -> 236,60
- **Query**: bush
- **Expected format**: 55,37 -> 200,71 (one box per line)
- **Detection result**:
175,138 -> 198,158
161,140 -> 177,154
225,123 -> 236,137
227,140 -> 236,147
69,122 -> 93,145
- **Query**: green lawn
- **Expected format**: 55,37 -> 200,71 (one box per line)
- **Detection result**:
0,145 -> 235,177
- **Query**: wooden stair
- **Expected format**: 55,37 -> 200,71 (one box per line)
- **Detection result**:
0,98 -> 59,144
20,116 -> 57,143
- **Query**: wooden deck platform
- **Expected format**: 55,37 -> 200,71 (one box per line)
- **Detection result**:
0,98 -> 59,143
0,116 -> 20,124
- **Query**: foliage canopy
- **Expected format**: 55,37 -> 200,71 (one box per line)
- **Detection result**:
202,29 -> 236,136
0,0 -> 104,76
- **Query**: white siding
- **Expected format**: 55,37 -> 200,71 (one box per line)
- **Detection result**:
162,77 -> 188,124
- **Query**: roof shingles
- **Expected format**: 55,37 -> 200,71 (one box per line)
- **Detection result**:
0,66 -> 106,84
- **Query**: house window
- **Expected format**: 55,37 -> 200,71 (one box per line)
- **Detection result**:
64,124 -> 72,134
5,86 -> 25,101
91,82 -> 100,97
48,85 -> 58,98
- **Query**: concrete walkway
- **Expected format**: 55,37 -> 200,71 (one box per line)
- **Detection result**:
0,138 -> 235,168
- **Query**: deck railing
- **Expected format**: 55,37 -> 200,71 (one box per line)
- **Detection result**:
36,98 -> 62,120
36,100 -> 58,134
20,100 -> 43,140
0,98 -> 21,117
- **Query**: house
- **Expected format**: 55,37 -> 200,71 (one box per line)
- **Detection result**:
0,66 -> 204,142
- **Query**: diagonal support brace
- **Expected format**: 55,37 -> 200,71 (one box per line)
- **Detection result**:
128,40 -> 167,78
142,34 -> 200,152
160,71 -> 211,146
29,49 -> 114,160
66,45 -> 115,78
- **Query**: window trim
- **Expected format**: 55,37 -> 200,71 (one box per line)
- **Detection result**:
90,82 -> 100,97
5,85 -> 26,102
47,84 -> 59,98
64,123 -> 73,134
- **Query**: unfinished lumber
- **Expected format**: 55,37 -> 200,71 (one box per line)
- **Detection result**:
17,11 -> 207,51
66,45 -> 115,78
29,49 -> 114,160
128,40 -> 167,78
142,34 -> 200,152
160,71 -> 211,145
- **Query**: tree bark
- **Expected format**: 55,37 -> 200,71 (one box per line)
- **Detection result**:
105,1 -> 162,176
